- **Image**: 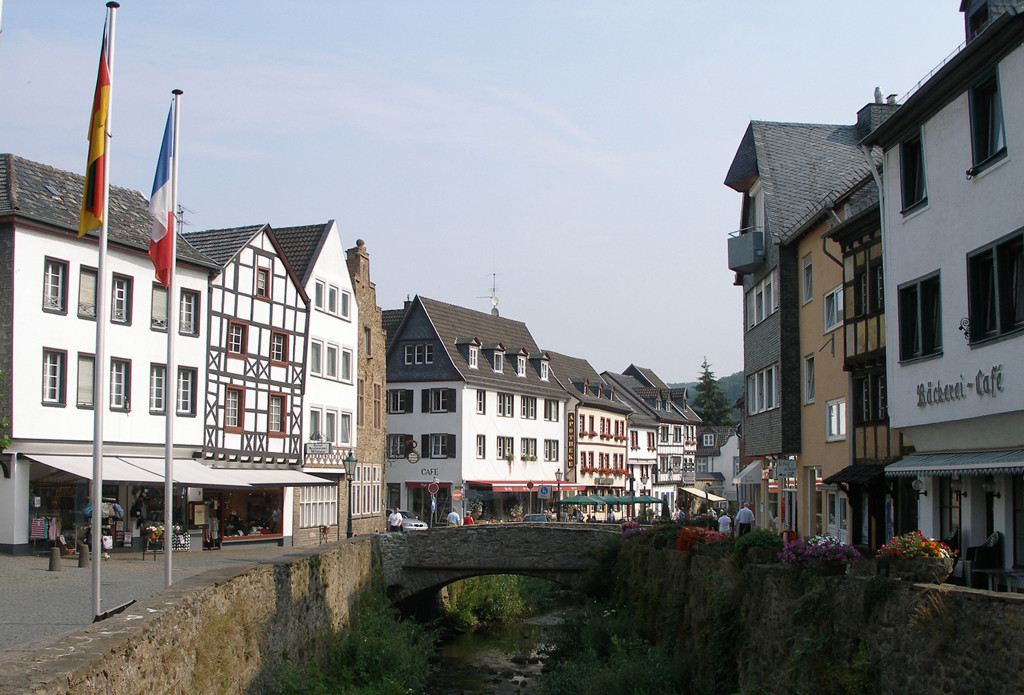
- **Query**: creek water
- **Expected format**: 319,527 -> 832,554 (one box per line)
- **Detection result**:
424,611 -> 565,695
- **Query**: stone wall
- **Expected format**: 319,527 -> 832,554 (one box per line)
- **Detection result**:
612,542 -> 1024,694
0,539 -> 375,695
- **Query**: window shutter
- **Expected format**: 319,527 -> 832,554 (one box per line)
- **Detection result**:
447,434 -> 456,457
422,434 -> 429,456
446,388 -> 456,413
422,389 -> 430,413
405,390 -> 414,412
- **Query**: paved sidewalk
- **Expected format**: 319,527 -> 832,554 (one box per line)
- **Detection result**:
0,545 -> 317,654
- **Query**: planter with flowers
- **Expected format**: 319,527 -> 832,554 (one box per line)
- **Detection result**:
877,530 -> 956,583
779,535 -> 859,575
676,525 -> 729,553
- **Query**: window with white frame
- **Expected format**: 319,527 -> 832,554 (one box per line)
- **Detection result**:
110,358 -> 131,411
517,356 -> 526,377
494,352 -> 503,372
299,484 -> 337,528
324,410 -> 337,443
746,270 -> 777,329
826,398 -> 847,441
77,354 -> 94,408
43,258 -> 68,314
697,457 -> 708,473
310,340 -> 322,375
520,438 -> 537,460
970,72 -> 1006,172
544,439 -> 559,461
521,396 -> 537,419
314,280 -> 325,310
388,389 -> 410,414
476,434 -> 486,458
78,267 -> 97,319
150,364 -> 166,413
824,285 -> 843,333
673,426 -> 682,443
801,253 -> 813,305
854,372 -> 887,425
469,346 -> 478,369
42,349 -> 66,406
428,388 -> 451,413
255,267 -> 270,299
803,355 -> 815,404
476,389 -> 486,414
429,433 -> 449,458
540,361 -> 549,381
326,344 -> 338,378
268,394 -> 286,435
497,392 -> 514,417
340,290 -> 351,319
111,274 -> 133,325
341,348 -> 353,382
497,436 -> 513,458
746,365 -> 777,415
404,344 -> 434,365
340,412 -> 352,444
328,285 -> 339,314
180,290 -> 199,336
544,398 -> 559,421
224,387 -> 243,430
702,433 -> 715,447
227,322 -> 247,356
309,408 -> 322,440
271,331 -> 288,363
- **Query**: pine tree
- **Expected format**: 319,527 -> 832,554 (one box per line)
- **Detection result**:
692,358 -> 733,425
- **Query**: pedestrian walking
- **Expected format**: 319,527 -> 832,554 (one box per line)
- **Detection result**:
446,509 -> 461,526
387,508 -> 403,533
717,510 -> 732,536
735,503 -> 755,537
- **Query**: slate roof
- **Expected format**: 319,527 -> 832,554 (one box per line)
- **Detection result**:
602,370 -> 690,425
546,351 -> 631,414
0,154 -> 218,269
273,222 -> 333,288
382,307 -> 407,351
697,425 -> 738,456
723,120 -> 878,242
181,225 -> 265,267
397,296 -> 565,397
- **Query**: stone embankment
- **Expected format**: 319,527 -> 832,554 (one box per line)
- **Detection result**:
0,538 -> 374,695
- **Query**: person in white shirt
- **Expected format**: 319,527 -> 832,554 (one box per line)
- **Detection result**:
447,510 -> 461,526
718,510 -> 732,536
387,508 -> 403,533
735,503 -> 755,536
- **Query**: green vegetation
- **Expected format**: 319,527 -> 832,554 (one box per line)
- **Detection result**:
275,582 -> 437,695
0,370 -> 10,452
733,528 -> 784,567
446,574 -> 560,628
691,357 -> 734,425
541,602 -> 689,695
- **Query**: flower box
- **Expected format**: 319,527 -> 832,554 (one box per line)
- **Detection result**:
886,556 -> 954,584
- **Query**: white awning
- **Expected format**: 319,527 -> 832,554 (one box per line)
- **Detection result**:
885,449 -> 1024,477
220,468 -> 335,487
680,486 -> 727,503
118,457 -> 251,488
27,455 -> 165,483
733,461 -> 762,486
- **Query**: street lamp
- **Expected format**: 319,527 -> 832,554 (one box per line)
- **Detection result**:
555,469 -> 563,521
344,450 -> 357,538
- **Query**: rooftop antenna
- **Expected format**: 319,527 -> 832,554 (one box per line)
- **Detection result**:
477,271 -> 500,317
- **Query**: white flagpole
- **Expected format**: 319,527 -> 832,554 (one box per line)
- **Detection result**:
92,0 -> 118,620
163,89 -> 182,587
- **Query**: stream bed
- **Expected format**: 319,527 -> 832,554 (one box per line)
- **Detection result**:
424,611 -> 566,695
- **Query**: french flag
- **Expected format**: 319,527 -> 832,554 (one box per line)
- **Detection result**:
148,106 -> 174,289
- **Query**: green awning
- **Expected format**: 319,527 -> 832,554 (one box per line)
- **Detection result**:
885,450 -> 1024,477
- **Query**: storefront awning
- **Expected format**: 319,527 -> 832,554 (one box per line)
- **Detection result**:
118,457 -> 252,488
26,454 -> 165,483
223,468 -> 335,487
823,463 -> 887,485
680,486 -> 727,503
467,480 -> 587,493
733,461 -> 762,486
885,449 -> 1024,477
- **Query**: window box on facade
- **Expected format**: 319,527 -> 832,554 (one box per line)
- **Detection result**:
898,273 -> 942,361
967,230 -> 1024,343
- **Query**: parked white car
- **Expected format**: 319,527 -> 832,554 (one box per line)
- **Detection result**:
399,510 -> 428,531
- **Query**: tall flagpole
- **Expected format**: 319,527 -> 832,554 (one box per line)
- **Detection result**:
92,1 -> 118,620
164,89 -> 182,587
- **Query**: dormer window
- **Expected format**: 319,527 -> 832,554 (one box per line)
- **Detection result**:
494,353 -> 503,372
517,356 -> 526,377
540,361 -> 549,381
469,346 -> 478,369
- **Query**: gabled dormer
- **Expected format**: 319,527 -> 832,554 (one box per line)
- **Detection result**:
511,348 -> 529,378
455,336 -> 482,370
483,342 -> 505,372
531,351 -> 551,381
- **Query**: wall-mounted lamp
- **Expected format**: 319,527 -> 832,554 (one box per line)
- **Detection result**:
911,478 -> 928,497
950,477 -> 968,498
982,477 -> 1001,499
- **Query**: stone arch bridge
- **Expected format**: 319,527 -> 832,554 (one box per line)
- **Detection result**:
377,524 -> 618,608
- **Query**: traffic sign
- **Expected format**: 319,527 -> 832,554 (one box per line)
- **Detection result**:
407,451 -> 420,464
452,488 -> 463,501
427,482 -> 439,495
526,481 -> 534,490
537,484 -> 552,499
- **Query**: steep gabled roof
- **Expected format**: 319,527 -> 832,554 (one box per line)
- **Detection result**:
181,225 -> 266,267
382,308 -> 406,351
723,121 -> 875,241
273,221 -> 334,288
0,154 -> 217,269
547,350 -> 631,414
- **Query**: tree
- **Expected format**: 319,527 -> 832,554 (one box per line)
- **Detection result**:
0,370 -> 10,452
691,358 -> 733,425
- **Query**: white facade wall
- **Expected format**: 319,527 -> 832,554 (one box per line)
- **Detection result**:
303,223 -> 358,459
882,47 -> 1024,452
11,226 -> 209,446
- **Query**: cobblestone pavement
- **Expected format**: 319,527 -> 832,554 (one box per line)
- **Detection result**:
0,545 -> 306,655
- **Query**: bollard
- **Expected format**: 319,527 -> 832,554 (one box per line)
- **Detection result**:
78,542 -> 90,568
48,547 -> 62,572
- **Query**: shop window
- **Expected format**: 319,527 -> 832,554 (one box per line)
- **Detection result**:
299,485 -> 337,528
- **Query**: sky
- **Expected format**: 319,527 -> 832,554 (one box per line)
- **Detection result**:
0,2 -> 966,383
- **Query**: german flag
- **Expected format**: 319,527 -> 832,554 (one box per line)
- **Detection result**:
79,28 -> 111,238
